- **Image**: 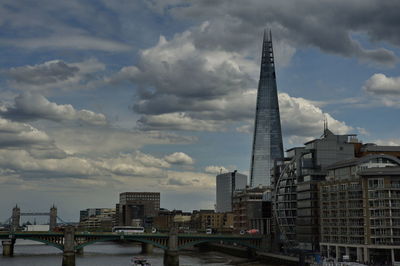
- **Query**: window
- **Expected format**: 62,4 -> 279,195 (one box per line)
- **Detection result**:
368,178 -> 384,189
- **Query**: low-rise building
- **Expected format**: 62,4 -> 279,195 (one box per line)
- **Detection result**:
191,210 -> 234,232
232,186 -> 272,234
78,208 -> 115,231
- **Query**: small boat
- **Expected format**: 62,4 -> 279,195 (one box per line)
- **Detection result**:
131,257 -> 151,266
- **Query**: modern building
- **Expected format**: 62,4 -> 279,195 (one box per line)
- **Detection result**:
320,154 -> 400,264
232,186 -> 272,234
273,128 -> 360,251
250,31 -> 284,187
216,170 -> 247,212
117,192 -> 160,227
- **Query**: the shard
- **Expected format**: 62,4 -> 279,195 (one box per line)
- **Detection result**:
250,31 -> 284,187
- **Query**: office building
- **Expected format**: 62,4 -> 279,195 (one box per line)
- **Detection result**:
250,31 -> 284,187
117,192 -> 160,226
216,170 -> 247,212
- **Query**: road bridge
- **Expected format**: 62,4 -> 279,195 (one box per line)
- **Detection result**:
0,228 -> 265,266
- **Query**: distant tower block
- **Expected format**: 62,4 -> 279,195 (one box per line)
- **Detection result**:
11,205 -> 20,231
49,205 -> 57,231
250,31 -> 284,187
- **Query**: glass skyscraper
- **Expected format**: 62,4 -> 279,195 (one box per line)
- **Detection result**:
250,31 -> 284,187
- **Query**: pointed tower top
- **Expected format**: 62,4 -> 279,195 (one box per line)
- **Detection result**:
263,29 -> 273,42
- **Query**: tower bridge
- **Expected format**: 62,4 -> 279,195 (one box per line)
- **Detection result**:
3,205 -> 71,231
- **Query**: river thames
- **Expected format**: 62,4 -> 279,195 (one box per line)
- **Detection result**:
0,240 -> 270,266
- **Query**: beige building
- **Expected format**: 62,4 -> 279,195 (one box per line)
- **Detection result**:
191,210 -> 234,232
78,208 -> 115,231
320,154 -> 400,264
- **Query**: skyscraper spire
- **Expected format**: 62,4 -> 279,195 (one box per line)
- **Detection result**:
250,30 -> 284,187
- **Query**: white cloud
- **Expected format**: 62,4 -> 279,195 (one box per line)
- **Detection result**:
363,73 -> 400,95
204,165 -> 229,174
164,152 -> 194,165
0,118 -> 52,147
279,92 -> 353,138
49,127 -> 196,156
361,73 -> 400,107
1,92 -> 107,125
373,139 -> 400,146
137,112 -> 223,132
163,170 -> 215,189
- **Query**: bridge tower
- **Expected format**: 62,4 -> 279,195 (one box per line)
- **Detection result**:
11,205 -> 20,231
49,205 -> 57,231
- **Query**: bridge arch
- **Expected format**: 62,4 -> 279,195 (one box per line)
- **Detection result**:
75,236 -> 168,250
177,239 -> 261,251
16,237 -> 64,251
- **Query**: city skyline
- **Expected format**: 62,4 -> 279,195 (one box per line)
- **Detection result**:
1,0 -> 400,221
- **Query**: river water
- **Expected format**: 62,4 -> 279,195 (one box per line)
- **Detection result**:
0,240 -> 268,266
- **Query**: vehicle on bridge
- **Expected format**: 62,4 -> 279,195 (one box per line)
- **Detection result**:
112,226 -> 145,234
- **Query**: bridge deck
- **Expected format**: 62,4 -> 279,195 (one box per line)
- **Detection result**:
0,231 -> 262,239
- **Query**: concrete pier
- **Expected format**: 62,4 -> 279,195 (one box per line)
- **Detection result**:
164,228 -> 179,266
62,226 -> 76,266
76,247 -> 84,255
246,247 -> 256,258
164,249 -> 179,266
141,243 -> 153,254
2,240 -> 14,257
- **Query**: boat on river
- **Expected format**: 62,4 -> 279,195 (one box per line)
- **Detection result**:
131,257 -> 151,266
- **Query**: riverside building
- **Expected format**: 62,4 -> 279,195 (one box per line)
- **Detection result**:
273,128 -> 359,251
320,154 -> 400,264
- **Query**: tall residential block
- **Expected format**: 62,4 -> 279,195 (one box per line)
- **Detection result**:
216,170 -> 247,212
250,31 -> 284,187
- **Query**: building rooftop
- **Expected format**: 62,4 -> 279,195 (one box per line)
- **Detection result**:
326,154 -> 400,170
358,166 -> 400,176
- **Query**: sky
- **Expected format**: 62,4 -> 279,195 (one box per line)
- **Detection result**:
1,0 -> 400,222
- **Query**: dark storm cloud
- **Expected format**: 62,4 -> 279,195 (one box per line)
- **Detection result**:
166,0 -> 399,65
0,0 -> 130,52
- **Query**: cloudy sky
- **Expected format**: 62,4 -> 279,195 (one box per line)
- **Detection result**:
1,0 -> 400,222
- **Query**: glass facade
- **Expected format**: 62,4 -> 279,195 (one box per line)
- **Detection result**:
250,31 -> 283,187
